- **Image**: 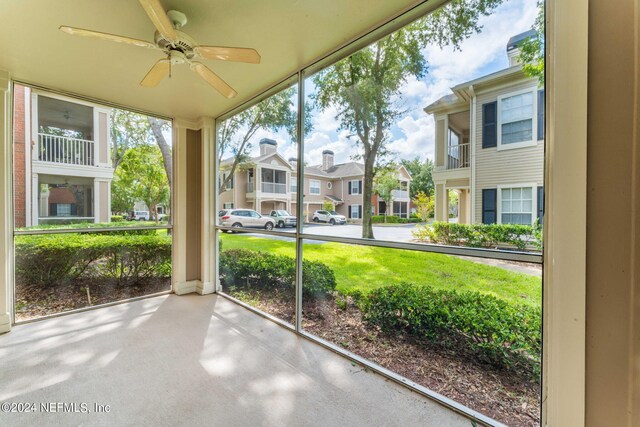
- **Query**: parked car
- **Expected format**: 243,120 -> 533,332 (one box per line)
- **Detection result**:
219,209 -> 275,231
131,210 -> 150,221
269,210 -> 297,228
312,210 -> 346,225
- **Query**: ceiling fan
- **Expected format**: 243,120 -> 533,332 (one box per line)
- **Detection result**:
59,0 -> 261,98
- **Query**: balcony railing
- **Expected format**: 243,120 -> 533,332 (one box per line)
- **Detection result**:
246,182 -> 254,193
447,142 -> 470,169
392,189 -> 409,199
38,133 -> 94,166
261,182 -> 287,194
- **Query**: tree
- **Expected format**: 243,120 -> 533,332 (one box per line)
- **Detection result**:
313,0 -> 504,238
374,168 -> 399,222
518,1 -> 544,84
148,117 -> 173,191
323,200 -> 335,212
113,145 -> 169,223
110,109 -> 154,169
218,88 -> 299,192
110,110 -> 172,189
413,191 -> 434,222
401,157 -> 434,198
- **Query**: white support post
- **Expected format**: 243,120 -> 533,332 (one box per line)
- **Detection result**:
93,178 -> 100,223
198,118 -> 215,295
31,173 -> 38,226
0,71 -> 12,333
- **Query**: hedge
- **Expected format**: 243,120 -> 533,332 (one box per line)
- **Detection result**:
371,215 -> 421,224
362,283 -> 541,375
15,234 -> 172,286
219,249 -> 336,298
17,221 -> 159,236
413,221 -> 542,251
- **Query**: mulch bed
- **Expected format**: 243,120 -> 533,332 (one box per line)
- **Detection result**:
15,280 -> 540,425
14,278 -> 171,322
224,287 -> 540,427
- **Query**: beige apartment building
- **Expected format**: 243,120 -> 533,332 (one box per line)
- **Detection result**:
425,30 -> 544,225
13,84 -> 114,226
219,139 -> 412,221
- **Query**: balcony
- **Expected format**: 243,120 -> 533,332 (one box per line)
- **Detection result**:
38,133 -> 95,166
447,142 -> 470,169
391,189 -> 409,199
261,182 -> 287,194
246,182 -> 254,193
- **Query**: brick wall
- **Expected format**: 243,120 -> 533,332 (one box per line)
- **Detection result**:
13,84 -> 26,227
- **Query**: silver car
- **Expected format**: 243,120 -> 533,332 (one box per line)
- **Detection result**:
312,210 -> 347,225
219,209 -> 275,230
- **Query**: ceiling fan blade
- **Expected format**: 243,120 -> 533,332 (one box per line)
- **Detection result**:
59,26 -> 157,49
190,62 -> 237,98
140,59 -> 171,87
138,0 -> 177,43
194,46 -> 261,64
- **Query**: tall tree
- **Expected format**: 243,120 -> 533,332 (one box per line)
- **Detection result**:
517,1 -> 544,84
401,157 -> 434,198
113,145 -> 170,223
313,0 -> 503,238
110,109 -> 172,188
218,88 -> 298,192
110,109 -> 153,169
148,117 -> 173,190
374,167 -> 399,222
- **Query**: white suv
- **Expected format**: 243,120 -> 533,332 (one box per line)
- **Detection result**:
312,210 -> 347,225
219,209 -> 275,230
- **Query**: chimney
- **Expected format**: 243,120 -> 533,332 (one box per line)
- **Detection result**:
322,149 -> 334,171
288,157 -> 297,167
259,138 -> 278,156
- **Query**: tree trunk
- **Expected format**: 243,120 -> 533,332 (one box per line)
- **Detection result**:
148,117 -> 172,191
362,155 -> 375,239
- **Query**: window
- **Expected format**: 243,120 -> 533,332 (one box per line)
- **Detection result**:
310,180 -> 320,194
350,204 -> 361,219
223,203 -> 234,209
327,181 -> 332,189
500,186 -> 534,225
56,203 -> 71,216
348,180 -> 362,195
291,181 -> 297,193
498,90 -> 536,149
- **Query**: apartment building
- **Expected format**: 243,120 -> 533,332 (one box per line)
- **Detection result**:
13,84 -> 114,226
425,30 -> 544,225
218,138 -> 411,221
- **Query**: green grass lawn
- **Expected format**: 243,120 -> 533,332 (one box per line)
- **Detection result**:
220,234 -> 541,307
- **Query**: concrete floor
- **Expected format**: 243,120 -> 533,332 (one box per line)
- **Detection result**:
0,294 -> 469,426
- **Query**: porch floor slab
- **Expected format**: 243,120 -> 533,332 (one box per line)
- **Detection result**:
0,294 -> 469,426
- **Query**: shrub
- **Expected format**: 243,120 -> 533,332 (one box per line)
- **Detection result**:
362,283 -> 541,375
111,215 -> 125,222
90,235 -> 172,284
15,234 -> 172,286
412,222 -> 542,251
219,249 -> 335,298
15,235 -> 102,286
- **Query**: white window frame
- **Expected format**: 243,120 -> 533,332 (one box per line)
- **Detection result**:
350,204 -> 361,219
496,183 -> 537,225
497,87 -> 538,151
349,179 -> 361,195
309,180 -> 321,195
223,202 -> 234,209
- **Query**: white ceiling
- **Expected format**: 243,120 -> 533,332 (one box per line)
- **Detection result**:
0,0 -> 421,120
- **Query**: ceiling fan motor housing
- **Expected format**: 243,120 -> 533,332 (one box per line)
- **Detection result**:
155,30 -> 196,59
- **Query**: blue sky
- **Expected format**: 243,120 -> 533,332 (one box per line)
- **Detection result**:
241,0 -> 538,166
